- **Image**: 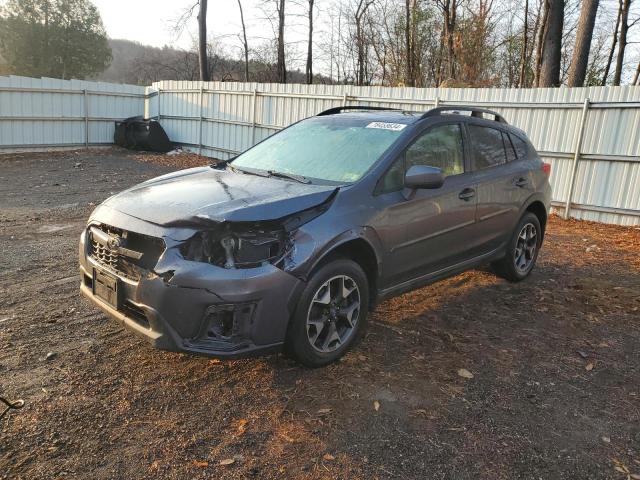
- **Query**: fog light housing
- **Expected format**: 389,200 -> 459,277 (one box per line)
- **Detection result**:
186,303 -> 256,352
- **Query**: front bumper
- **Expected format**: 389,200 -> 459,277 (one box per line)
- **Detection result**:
79,216 -> 303,358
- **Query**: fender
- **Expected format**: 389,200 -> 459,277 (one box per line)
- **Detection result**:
518,191 -> 551,242
519,191 -> 551,217
300,226 -> 384,282
284,227 -> 384,316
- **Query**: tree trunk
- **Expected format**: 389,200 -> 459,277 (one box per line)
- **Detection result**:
276,0 -> 286,83
405,0 -> 413,86
633,60 -> 640,85
534,0 -> 549,87
539,0 -> 564,87
357,20 -> 365,85
237,0 -> 249,82
306,0 -> 314,84
442,0 -> 457,81
198,0 -> 210,82
518,0 -> 529,87
567,0 -> 599,87
613,0 -> 630,86
355,0 -> 372,86
601,3 -> 621,85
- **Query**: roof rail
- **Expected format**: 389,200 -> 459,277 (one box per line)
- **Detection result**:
317,106 -> 400,116
421,106 -> 507,124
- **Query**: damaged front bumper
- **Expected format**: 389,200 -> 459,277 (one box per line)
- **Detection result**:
79,208 -> 304,358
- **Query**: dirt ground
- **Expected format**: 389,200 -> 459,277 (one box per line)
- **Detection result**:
0,148 -> 639,480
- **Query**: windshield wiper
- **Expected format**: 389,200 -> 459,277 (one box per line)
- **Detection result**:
228,164 -> 270,177
267,170 -> 310,184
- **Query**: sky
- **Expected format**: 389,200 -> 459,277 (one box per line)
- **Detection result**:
91,0 -> 310,55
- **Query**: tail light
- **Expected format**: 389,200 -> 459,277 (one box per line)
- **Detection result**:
541,162 -> 551,175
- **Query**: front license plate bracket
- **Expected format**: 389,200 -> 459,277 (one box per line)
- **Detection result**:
93,269 -> 119,309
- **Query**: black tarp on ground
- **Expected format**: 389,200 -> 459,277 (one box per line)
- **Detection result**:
114,116 -> 173,153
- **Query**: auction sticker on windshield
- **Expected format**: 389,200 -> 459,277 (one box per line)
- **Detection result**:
365,122 -> 407,131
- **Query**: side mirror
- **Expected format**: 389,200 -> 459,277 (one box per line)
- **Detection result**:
404,165 -> 444,190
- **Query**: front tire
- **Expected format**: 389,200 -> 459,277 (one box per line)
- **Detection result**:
492,212 -> 542,282
286,258 -> 369,367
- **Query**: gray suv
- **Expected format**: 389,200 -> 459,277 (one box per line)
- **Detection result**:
80,106 -> 551,367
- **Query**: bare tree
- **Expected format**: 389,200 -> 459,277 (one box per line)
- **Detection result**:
354,0 -> 375,85
237,0 -> 250,81
601,2 -> 622,85
533,0 -> 548,85
277,0 -> 287,83
519,0 -> 529,87
613,0 -> 632,86
405,0 -> 413,86
567,0 -> 599,86
172,1 -> 209,81
539,0 -> 564,87
436,0 -> 460,82
306,0 -> 314,84
198,0 -> 209,81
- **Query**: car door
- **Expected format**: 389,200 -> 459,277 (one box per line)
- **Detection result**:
370,122 -> 479,287
466,121 -> 534,252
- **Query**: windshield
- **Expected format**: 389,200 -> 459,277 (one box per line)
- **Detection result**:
231,116 -> 406,184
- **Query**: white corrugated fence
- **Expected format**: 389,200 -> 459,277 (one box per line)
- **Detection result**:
1,75 -> 639,226
0,75 -> 148,149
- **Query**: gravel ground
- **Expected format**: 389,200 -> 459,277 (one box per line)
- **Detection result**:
0,148 -> 639,480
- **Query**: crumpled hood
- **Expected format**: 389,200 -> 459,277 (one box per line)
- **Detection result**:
102,167 -> 338,226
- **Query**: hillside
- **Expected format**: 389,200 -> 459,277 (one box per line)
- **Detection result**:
97,39 -> 320,85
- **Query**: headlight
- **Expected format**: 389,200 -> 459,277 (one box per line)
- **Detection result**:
180,223 -> 288,269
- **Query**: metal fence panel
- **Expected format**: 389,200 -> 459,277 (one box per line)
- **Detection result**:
0,75 -> 146,149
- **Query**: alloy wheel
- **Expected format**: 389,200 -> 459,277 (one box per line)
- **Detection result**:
514,222 -> 537,273
306,275 -> 361,353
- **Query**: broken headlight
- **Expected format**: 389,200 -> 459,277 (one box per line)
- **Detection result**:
180,223 -> 288,269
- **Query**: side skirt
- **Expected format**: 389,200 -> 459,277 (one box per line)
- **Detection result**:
376,245 -> 506,302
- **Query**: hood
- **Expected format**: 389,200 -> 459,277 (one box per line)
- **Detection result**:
102,167 -> 338,226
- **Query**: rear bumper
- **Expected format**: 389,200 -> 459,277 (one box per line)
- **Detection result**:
79,223 -> 303,359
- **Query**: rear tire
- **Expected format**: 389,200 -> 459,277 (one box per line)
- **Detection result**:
285,258 -> 369,367
492,212 -> 542,282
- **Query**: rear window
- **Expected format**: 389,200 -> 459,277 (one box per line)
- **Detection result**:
510,133 -> 529,158
468,125 -> 506,169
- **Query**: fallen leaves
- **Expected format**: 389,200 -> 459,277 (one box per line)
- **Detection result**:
193,460 -> 209,468
612,458 -> 640,478
134,151 -> 212,169
457,368 -> 474,379
323,453 -> 335,461
235,418 -> 248,436
219,458 -> 235,466
585,362 -> 594,371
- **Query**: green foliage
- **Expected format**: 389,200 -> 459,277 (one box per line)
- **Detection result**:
0,0 -> 112,79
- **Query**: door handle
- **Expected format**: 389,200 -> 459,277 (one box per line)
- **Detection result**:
458,188 -> 475,201
513,177 -> 529,188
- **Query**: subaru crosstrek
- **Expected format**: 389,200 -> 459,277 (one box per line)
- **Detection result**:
79,106 -> 551,367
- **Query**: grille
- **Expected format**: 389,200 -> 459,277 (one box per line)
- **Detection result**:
90,238 -> 119,270
88,224 -> 164,281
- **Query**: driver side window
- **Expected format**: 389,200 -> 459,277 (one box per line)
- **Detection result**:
381,123 -> 465,192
